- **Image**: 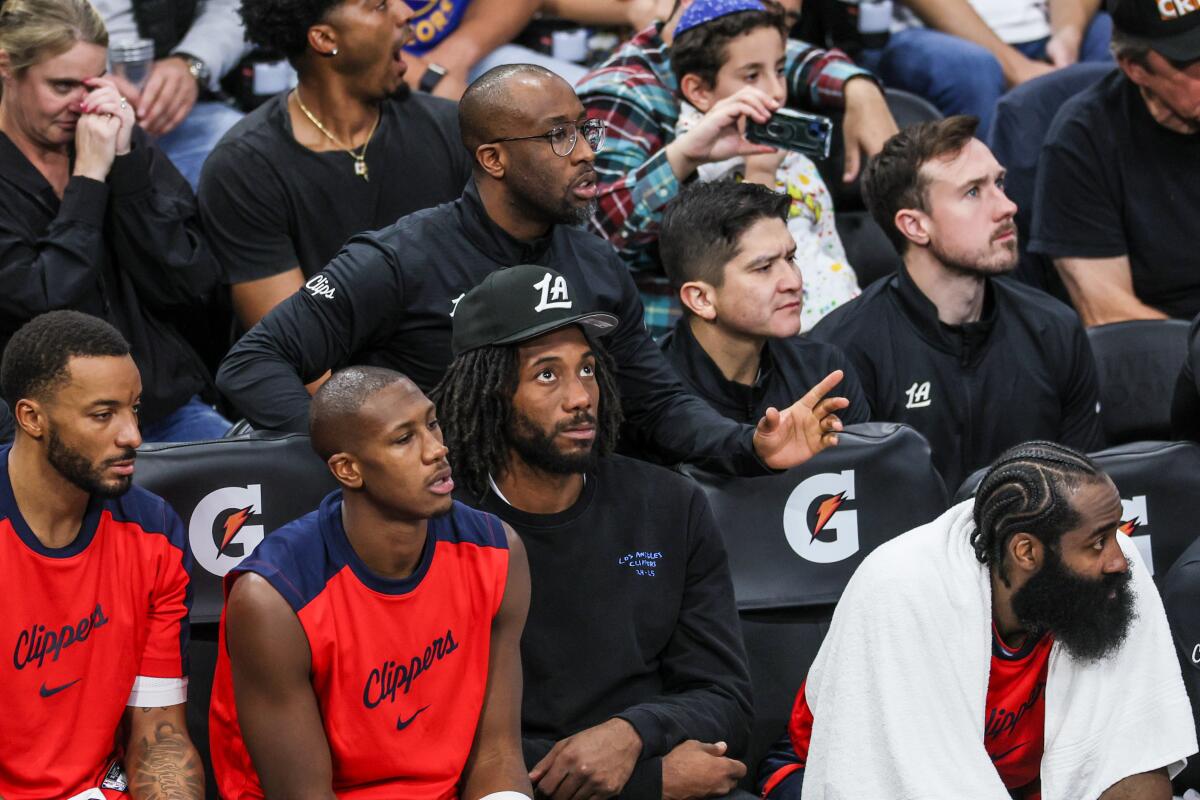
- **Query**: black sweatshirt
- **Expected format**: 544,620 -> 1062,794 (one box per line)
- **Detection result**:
474,455 -> 753,799
217,180 -> 764,471
808,266 -> 1103,491
0,132 -> 217,423
659,318 -> 872,426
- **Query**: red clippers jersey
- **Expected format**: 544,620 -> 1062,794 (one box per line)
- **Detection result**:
986,625 -> 1053,798
0,447 -> 192,799
210,492 -> 510,799
765,628 -> 1053,798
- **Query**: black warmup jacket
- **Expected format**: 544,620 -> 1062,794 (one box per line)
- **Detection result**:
808,266 -> 1103,491
659,318 -> 871,426
475,455 -> 753,799
0,132 -> 217,424
218,180 -> 765,471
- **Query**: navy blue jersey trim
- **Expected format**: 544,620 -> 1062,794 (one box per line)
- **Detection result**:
432,501 -> 509,549
322,491 -> 437,596
0,446 -> 104,558
992,627 -> 1048,661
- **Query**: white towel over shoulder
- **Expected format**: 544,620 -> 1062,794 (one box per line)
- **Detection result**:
800,500 -> 1196,800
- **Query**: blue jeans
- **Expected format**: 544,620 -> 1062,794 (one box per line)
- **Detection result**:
861,12 -> 1113,133
140,395 -> 232,443
155,100 -> 244,190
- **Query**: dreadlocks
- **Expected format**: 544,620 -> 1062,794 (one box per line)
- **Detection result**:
971,441 -> 1103,584
432,339 -> 624,501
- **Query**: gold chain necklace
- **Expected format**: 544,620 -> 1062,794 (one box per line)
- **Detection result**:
293,88 -> 380,181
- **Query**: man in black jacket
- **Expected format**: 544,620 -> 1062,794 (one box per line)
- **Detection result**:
657,180 -> 869,428
217,64 -> 848,473
434,264 -> 755,800
809,116 -> 1102,491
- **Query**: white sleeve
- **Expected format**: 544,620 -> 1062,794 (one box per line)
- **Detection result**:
126,675 -> 189,707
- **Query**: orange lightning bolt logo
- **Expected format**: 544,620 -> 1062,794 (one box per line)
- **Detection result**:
811,492 -> 847,543
219,506 -> 255,555
1118,517 -> 1140,537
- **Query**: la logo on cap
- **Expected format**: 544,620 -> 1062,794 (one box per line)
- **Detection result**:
534,272 -> 572,312
1159,0 -> 1199,19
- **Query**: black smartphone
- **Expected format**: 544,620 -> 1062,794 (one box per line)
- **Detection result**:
746,108 -> 835,160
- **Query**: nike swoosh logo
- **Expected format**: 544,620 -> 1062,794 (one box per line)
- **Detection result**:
396,704 -> 430,731
39,678 -> 81,698
990,741 -> 1028,762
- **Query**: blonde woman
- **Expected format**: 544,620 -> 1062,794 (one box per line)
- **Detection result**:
0,0 -> 229,444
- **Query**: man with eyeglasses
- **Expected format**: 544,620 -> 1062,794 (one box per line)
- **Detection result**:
217,64 -> 852,475
1030,0 -> 1200,326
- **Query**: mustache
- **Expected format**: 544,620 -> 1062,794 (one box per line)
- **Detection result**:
992,223 -> 1017,242
556,412 -> 596,433
104,448 -> 137,465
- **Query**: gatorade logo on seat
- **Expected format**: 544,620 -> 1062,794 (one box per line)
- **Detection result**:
189,485 -> 266,577
1119,494 -> 1154,575
783,471 -> 859,563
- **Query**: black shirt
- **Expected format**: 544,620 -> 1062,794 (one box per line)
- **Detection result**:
658,318 -> 871,426
0,132 -> 215,424
808,267 -> 1103,491
1029,71 -> 1200,319
1171,313 -> 1200,442
198,89 -> 471,284
216,180 -> 764,471
474,455 -> 752,799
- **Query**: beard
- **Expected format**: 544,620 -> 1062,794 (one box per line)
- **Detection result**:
506,162 -> 598,228
930,224 -> 1019,277
1010,544 -> 1136,663
47,427 -> 135,498
505,408 -> 598,476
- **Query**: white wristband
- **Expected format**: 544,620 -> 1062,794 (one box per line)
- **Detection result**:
479,793 -> 533,800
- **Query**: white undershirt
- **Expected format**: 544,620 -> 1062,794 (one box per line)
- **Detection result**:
893,0 -> 1051,44
487,473 -> 584,507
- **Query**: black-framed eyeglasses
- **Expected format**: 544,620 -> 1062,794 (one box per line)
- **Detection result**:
489,118 -> 607,157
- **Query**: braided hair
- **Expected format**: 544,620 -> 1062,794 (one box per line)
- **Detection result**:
431,340 -> 624,501
971,441 -> 1102,584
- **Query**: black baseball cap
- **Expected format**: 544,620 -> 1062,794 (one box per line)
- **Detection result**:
451,265 -> 619,356
1109,0 -> 1200,62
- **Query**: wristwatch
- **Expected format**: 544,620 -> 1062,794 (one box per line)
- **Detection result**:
419,63 -> 448,94
175,52 -> 211,90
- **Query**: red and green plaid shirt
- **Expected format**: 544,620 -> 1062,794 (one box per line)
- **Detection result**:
577,23 -> 876,335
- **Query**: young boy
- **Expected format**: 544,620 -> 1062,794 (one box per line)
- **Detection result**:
657,180 -> 869,431
671,0 -> 860,331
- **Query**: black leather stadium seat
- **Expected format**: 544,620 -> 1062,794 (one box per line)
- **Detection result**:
684,422 -> 948,610
954,440 -> 1200,581
134,434 -> 336,797
1087,320 -> 1192,445
134,433 -> 338,624
684,422 -> 948,785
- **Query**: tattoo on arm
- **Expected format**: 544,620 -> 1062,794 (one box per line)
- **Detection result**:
128,720 -> 204,800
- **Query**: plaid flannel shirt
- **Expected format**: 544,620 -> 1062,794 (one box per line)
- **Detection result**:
578,24 -> 874,336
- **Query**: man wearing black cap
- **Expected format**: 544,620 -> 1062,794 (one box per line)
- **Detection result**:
433,265 -> 757,800
1030,0 -> 1200,326
217,63 -> 849,475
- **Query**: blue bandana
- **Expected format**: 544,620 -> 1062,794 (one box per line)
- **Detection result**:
675,0 -> 769,37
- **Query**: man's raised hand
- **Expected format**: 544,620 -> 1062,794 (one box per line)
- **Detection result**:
753,370 -> 848,470
665,86 -> 780,180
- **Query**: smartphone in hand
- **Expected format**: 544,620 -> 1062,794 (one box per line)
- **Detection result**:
746,108 -> 834,160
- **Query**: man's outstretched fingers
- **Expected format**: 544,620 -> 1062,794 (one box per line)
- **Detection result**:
801,370 -> 845,408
